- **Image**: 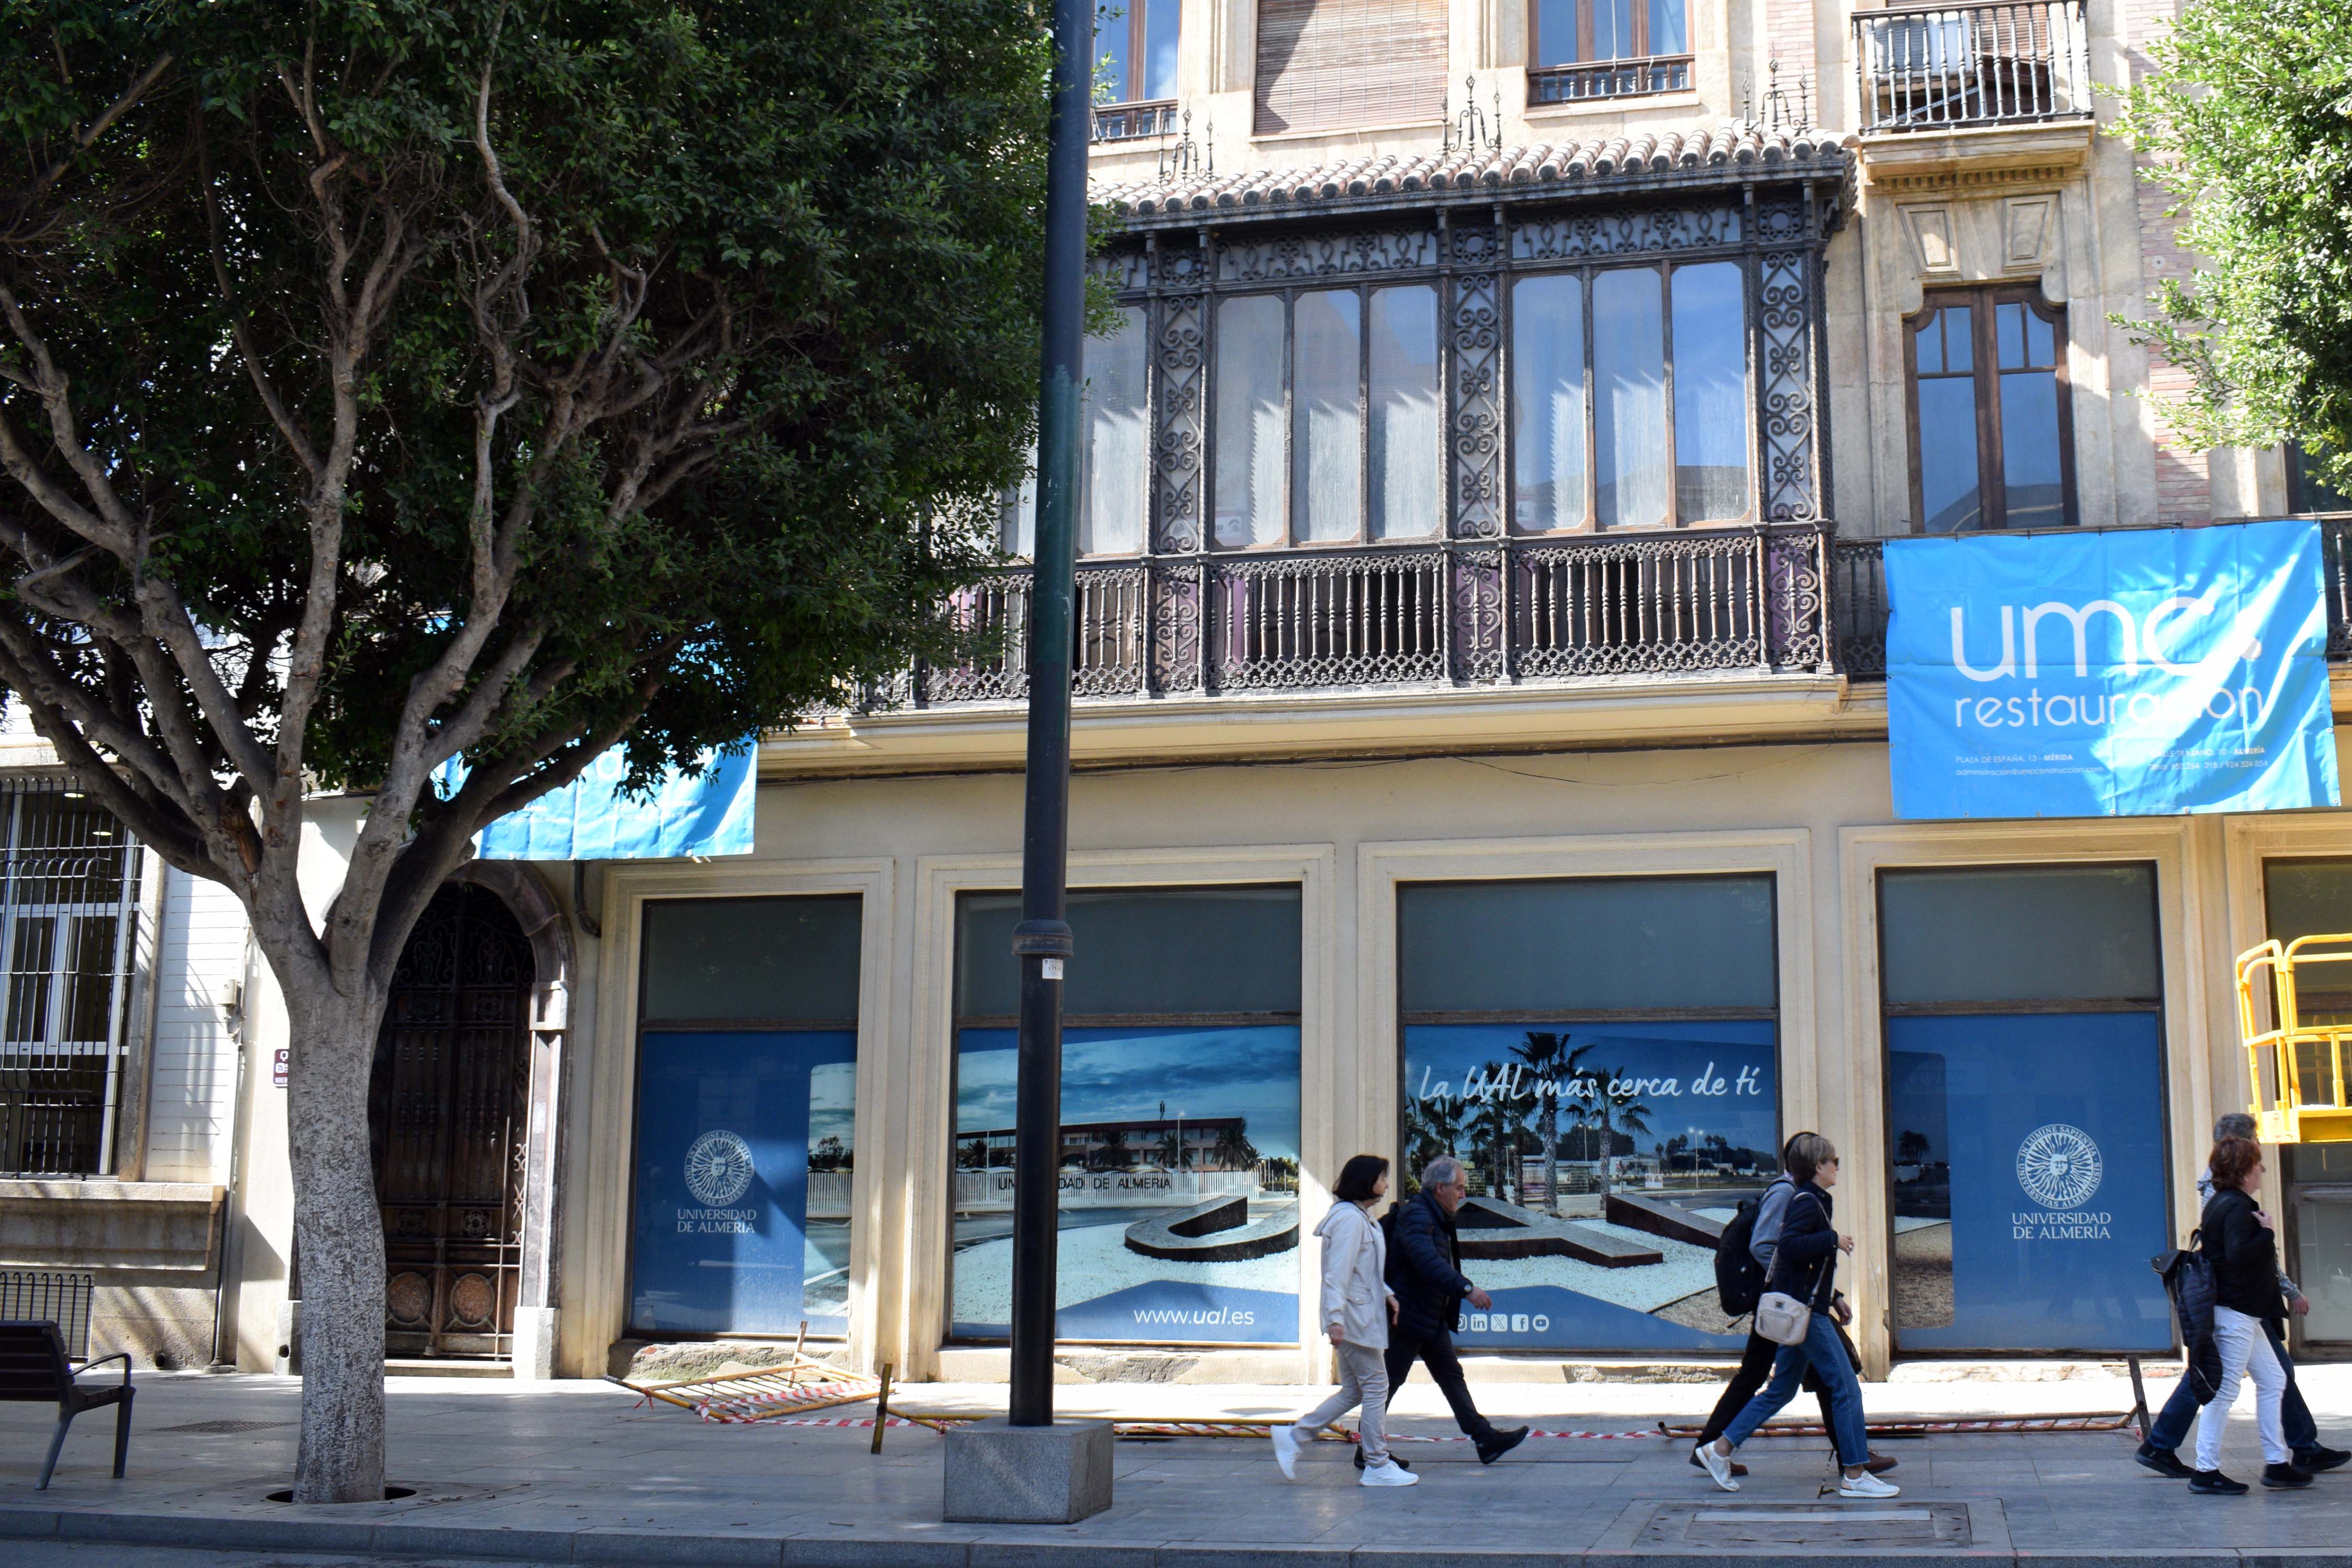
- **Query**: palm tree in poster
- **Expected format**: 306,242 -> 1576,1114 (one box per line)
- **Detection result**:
1406,1091 -> 1464,1187
1465,1063 -> 1524,1202
1512,1031 -> 1569,1214
1562,1041 -> 1654,1198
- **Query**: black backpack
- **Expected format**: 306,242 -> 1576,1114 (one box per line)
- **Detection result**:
1715,1194 -> 1768,1316
1379,1200 -> 1405,1289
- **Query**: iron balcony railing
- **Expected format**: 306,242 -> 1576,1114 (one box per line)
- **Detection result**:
1853,0 -> 2092,133
1526,55 -> 1694,107
901,524 -> 1840,707
1828,515 -> 2352,679
1091,101 -> 1178,143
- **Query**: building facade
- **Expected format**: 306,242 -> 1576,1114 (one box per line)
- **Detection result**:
7,0 -> 2352,1387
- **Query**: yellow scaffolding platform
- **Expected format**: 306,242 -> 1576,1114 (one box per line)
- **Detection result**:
2238,933 -> 2352,1144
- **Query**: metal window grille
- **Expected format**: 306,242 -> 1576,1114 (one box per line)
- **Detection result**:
0,1269 -> 94,1358
0,789 -> 142,1177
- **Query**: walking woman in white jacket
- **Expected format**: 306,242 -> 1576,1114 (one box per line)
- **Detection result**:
1274,1154 -> 1415,1486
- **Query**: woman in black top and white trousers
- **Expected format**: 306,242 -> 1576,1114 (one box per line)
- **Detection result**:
2194,1136 -> 2312,1494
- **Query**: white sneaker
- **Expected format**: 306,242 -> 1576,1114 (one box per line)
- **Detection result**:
1359,1458 -> 1419,1487
1271,1423 -> 1300,1481
1695,1443 -> 1739,1492
1839,1470 -> 1900,1498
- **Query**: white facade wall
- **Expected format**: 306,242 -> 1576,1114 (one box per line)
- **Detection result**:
141,869 -> 249,1184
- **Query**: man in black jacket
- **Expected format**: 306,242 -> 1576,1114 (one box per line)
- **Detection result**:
1383,1156 -> 1529,1465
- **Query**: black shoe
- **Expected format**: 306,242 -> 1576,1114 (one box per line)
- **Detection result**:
2295,1446 -> 2351,1473
1476,1425 -> 1529,1465
2188,1469 -> 2250,1495
1687,1447 -> 1749,1478
1353,1447 -> 1410,1471
2136,1443 -> 2195,1479
2263,1462 -> 2315,1490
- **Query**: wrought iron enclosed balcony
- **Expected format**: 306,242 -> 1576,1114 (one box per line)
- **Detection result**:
893,526 -> 1841,708
1853,0 -> 2092,134
1091,101 -> 1178,144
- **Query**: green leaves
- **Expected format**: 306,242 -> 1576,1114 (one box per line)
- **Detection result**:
2113,0 -> 2352,492
1,0 -> 1051,817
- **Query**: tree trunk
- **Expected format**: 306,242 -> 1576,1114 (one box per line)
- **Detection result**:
276,970 -> 392,1503
1542,1103 -> 1559,1216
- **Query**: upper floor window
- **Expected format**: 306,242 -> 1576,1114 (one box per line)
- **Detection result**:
1907,288 -> 2072,532
1001,305 -> 1151,558
1512,259 -> 1750,531
0,790 -> 142,1177
1213,284 -> 1443,546
1254,0 -> 1447,136
2289,444 -> 2350,514
1528,0 -> 1691,102
1097,0 -> 1178,105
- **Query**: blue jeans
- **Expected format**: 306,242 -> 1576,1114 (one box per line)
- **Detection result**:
1720,1312 -> 1870,1468
2149,1319 -> 2317,1455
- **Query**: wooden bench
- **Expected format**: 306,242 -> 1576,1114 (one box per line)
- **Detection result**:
0,1321 -> 133,1490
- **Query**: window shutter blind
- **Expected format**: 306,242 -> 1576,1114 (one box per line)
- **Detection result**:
1254,0 -> 1447,136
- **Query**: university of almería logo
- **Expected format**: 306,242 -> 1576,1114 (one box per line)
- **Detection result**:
2015,1123 -> 2103,1211
684,1129 -> 756,1207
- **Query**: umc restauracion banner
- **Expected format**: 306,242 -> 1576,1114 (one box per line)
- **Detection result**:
1885,518 -> 2339,819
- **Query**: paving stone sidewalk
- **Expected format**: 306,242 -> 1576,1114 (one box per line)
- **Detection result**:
4,1368 -> 2351,1566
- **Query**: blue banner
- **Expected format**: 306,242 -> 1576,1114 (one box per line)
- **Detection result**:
1886,518 -> 2338,818
442,744 -> 755,860
1887,1012 -> 2172,1353
630,1029 -> 857,1335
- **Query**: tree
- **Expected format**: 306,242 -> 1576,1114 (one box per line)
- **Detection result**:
2113,0 -> 2352,487
1896,1129 -> 1932,1167
1404,1090 -> 1462,1188
0,2 -> 1047,1501
1511,1031 -> 1567,1213
1562,1046 -> 1652,1198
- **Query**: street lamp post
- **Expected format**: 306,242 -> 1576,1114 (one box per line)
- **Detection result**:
1006,0 -> 1092,1434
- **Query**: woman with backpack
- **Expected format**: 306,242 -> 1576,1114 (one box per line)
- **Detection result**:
1694,1134 -> 1892,1479
1273,1154 -> 1416,1487
1693,1133 -> 1895,1498
2189,1135 -> 2312,1494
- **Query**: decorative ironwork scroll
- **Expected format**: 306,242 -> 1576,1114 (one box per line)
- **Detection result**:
1450,220 -> 1504,542
1756,204 -> 1821,522
1150,560 -> 1205,693
1218,229 -> 1438,283
1451,549 -> 1506,683
1511,204 -> 1742,261
1765,526 -> 1830,670
1154,292 -> 1206,552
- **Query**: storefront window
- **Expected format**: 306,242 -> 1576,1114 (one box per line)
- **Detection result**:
1880,865 -> 2170,1353
2264,860 -> 2352,1346
1398,875 -> 1778,1352
629,896 -> 862,1337
950,887 -> 1302,1345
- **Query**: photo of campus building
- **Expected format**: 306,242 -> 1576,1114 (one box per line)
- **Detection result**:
7,0 -> 2352,1392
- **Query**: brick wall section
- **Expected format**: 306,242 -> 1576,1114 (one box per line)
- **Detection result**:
2122,0 -> 2211,525
1763,0 -> 1816,118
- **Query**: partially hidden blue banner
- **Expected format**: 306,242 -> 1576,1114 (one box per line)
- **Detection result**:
1885,518 -> 2339,818
439,743 -> 755,859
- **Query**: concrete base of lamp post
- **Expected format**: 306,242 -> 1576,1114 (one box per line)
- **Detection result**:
941,1417 -> 1114,1524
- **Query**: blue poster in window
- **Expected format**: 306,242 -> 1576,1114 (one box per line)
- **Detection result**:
1400,1021 -> 1778,1352
1887,1012 -> 2171,1352
631,1030 -> 857,1335
950,1025 -> 1301,1344
1886,517 -> 2339,818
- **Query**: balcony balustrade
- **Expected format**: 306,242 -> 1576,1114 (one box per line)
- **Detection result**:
1090,101 -> 1178,143
899,525 -> 1838,707
1526,55 -> 1693,107
1853,0 -> 2091,133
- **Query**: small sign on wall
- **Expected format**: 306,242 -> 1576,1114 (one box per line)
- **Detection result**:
272,1048 -> 289,1089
